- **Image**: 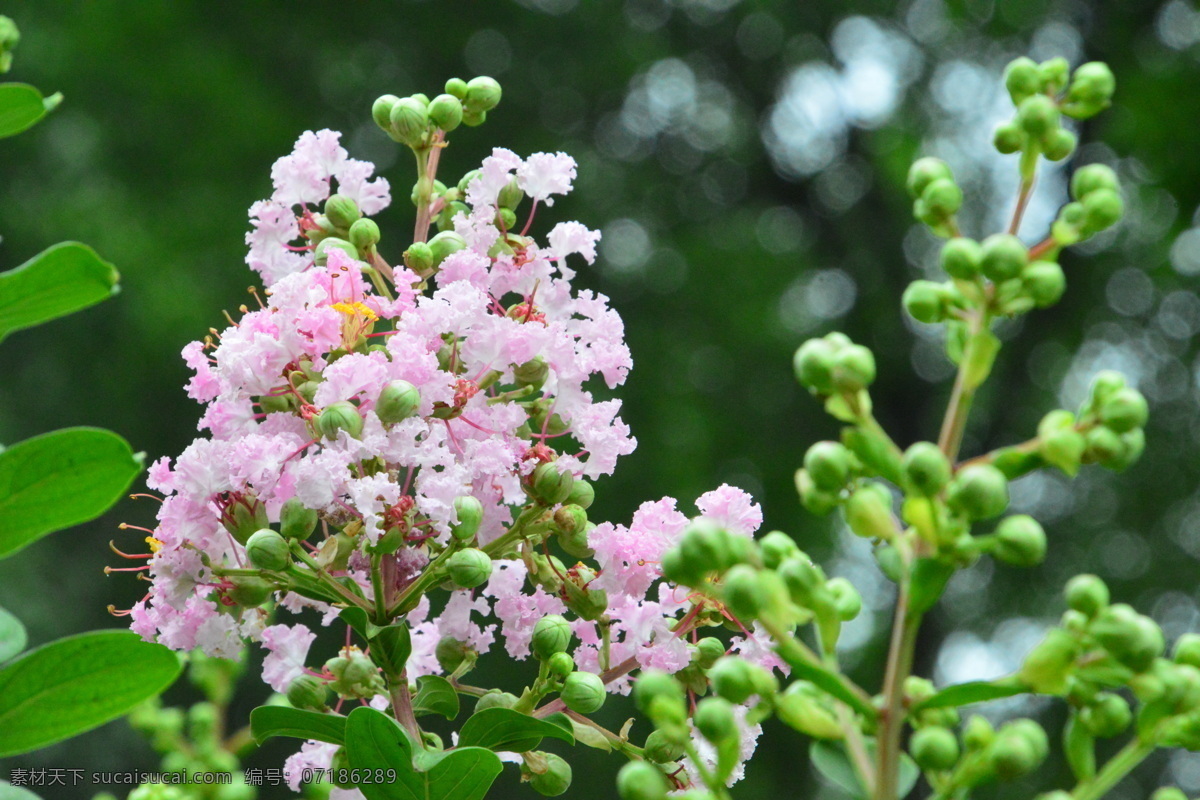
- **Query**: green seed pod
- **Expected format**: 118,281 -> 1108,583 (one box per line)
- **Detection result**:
708,656 -> 755,704
910,726 -> 960,771
1017,95 -> 1059,139
1099,387 -> 1148,433
324,194 -> 361,230
902,442 -> 952,496
844,483 -> 895,540
947,464 -> 1009,520
793,337 -> 838,395
451,495 -> 484,541
389,97 -> 429,147
642,729 -> 686,764
721,564 -> 766,621
245,529 -> 291,571
617,761 -> 669,800
992,515 -> 1047,567
435,636 -> 470,673
376,380 -> 421,425
1065,574 -> 1109,617
514,356 -> 550,389
428,93 -> 464,132
993,122 -> 1025,155
759,530 -> 799,570
803,441 -> 853,492
921,178 -> 963,217
316,400 -> 364,440
907,157 -> 954,199
1071,164 -> 1118,200
903,280 -> 949,324
404,242 -> 434,274
694,697 -> 737,745
476,690 -> 519,711
348,218 -> 380,251
532,614 -> 573,660
227,576 -> 274,608
1043,128 -> 1077,162
1022,261 -> 1066,308
1004,57 -> 1041,103
287,675 -> 330,711
528,752 -> 572,797
832,344 -> 876,393
429,230 -> 467,267
560,670 -> 606,714
776,681 -> 843,740
532,462 -> 575,505
565,479 -> 595,510
547,651 -> 575,678
1079,692 -> 1131,738
980,234 -> 1028,283
1038,57 -> 1070,94
313,236 -> 358,267
465,76 -> 502,112
826,577 -> 862,621
445,548 -> 492,589
372,94 -> 400,132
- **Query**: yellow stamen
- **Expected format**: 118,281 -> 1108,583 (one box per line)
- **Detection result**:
330,301 -> 379,322
145,536 -> 164,554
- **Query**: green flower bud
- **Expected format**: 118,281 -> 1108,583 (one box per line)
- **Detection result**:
451,495 -> 484,542
947,464 -> 1009,520
313,236 -> 358,266
429,230 -> 467,266
565,479 -> 595,510
1017,95 -> 1059,139
804,441 -> 853,491
635,670 -> 686,723
1071,164 -> 1118,200
643,729 -> 686,764
910,726 -> 960,771
902,442 -> 952,496
796,468 -> 840,516
287,675 -> 330,710
992,515 -> 1047,567
832,344 -> 876,393
1092,604 -> 1164,672
404,242 -> 434,273
1065,574 -> 1109,617
1019,628 -> 1079,694
1022,261 -> 1066,308
962,715 -> 994,751
376,380 -> 421,425
693,637 -> 726,670
227,576 -> 274,608
1175,633 -> 1200,669
559,520 -> 594,560
547,651 -> 575,678
694,697 -> 737,745
673,520 -> 733,581
826,577 -> 862,621
1150,790 -> 1188,800
1065,62 -> 1115,115
844,483 -> 895,540
980,234 -> 1028,283
708,656 -> 755,704
445,548 -> 492,589
1038,57 -> 1070,94
389,97 -> 430,147
1004,57 -> 1041,103
907,157 -> 954,199
245,529 -> 291,571
499,178 -> 525,211
528,752 -> 572,797
316,400 -> 364,441
991,721 -> 1047,780
778,554 -> 826,608
940,237 -> 983,281
465,76 -> 502,112
793,337 -> 838,394
561,670 -> 606,714
721,564 -> 765,621
1107,429 -> 1145,472
326,647 -> 386,699
759,530 -> 799,570
435,636 -> 470,673
277,498 -> 317,542
514,356 -> 550,389
324,194 -> 361,230
921,178 -> 963,217
476,690 -> 519,711
903,280 -> 950,324
428,93 -> 464,132
532,614 -> 573,660
1082,188 -> 1123,231
1043,128 -> 1077,162
349,218 -> 380,251
993,123 -> 1025,155
532,462 -> 575,505
617,761 -> 669,800
372,94 -> 400,132
1083,425 -> 1122,464
776,681 -> 842,739
1079,692 -> 1130,738
1099,387 -> 1148,433
444,77 -> 468,99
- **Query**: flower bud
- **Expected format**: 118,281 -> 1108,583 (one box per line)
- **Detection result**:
990,734 -> 1040,780
560,670 -> 606,714
451,495 -> 484,541
1079,692 -> 1130,738
1004,57 -> 1040,103
962,715 -> 994,751
324,194 -> 361,230
907,157 -> 954,199
476,690 -> 519,711
227,576 -> 274,608
1107,429 -> 1144,472
326,647 -> 386,699
721,565 -> 765,622
1071,164 -> 1118,200
903,280 -> 950,324
436,636 -> 471,673
245,529 -> 291,571
1065,574 -> 1109,617
939,238 -> 983,281
635,671 -> 686,725
563,479 -> 595,510
947,464 -> 1009,520
759,530 -> 799,570
694,697 -> 737,745
313,236 -> 358,267
514,356 -> 550,389
532,614 -> 573,660
673,520 -> 733,581
1099,387 -> 1148,433
376,380 -> 421,426
1151,790 -> 1188,800
1022,261 -> 1066,308
993,122 -> 1024,155
1065,62 -> 1115,115
465,76 -> 502,112
528,752 -> 572,797
498,178 -> 525,212
276,499 -> 316,543
617,762 -> 669,800
547,651 -> 574,678
1082,188 -> 1123,231
1019,628 -> 1078,694
708,656 -> 755,704
372,94 -> 400,132
832,344 -> 876,393
692,637 -> 726,670
348,218 -> 380,252
793,337 -> 838,395
389,97 -> 429,147
921,178 -> 963,218
1017,95 -> 1059,139
428,230 -> 467,266
404,242 -> 434,274
532,462 -> 575,505
992,515 -> 1046,567
980,234 -> 1028,283
778,554 -> 826,608
316,401 -> 365,441
1038,57 -> 1070,93
844,483 -> 895,540
902,442 -> 951,496
442,77 -> 468,99
428,93 -> 464,132
910,726 -> 959,771
1092,604 -> 1164,672
287,675 -> 330,711
559,520 -> 594,560
1042,128 -> 1077,162
776,681 -> 842,739
803,441 -> 853,491
643,728 -> 686,764
1175,633 -> 1200,669
445,548 -> 492,589
826,577 -> 862,621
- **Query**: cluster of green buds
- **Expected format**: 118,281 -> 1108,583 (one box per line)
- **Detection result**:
373,76 -> 501,147
994,58 -> 1115,162
324,645 -> 388,700
914,714 -> 1051,795
305,192 -> 383,268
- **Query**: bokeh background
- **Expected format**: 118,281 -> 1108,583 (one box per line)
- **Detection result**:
2,0 -> 1200,797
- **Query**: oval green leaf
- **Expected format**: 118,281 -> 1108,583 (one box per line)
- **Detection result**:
457,708 -> 574,752
411,674 -> 459,720
0,83 -> 60,139
0,605 -> 26,662
0,427 -> 142,559
0,242 -> 120,343
911,676 -> 1028,712
0,630 -> 182,756
249,706 -> 346,746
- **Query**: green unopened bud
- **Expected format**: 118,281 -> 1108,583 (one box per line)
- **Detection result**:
429,230 -> 467,266
903,280 -> 950,324
910,726 -> 959,771
694,697 -> 737,745
1175,633 -> 1200,669
1071,164 -> 1118,200
498,178 -> 525,211
348,218 -> 380,251
428,93 -> 464,132
547,651 -> 574,678
1150,790 -> 1188,800
1106,429 -> 1144,472
826,577 -> 862,621
721,565 -> 765,622
563,479 -> 594,510
617,761 -> 669,800
1004,57 -> 1040,103
1082,189 -> 1123,231
389,98 -> 429,147
693,637 -> 726,670
993,123 -> 1025,155
1079,692 -> 1130,738
1038,57 -> 1070,93
832,344 -> 876,393
317,401 -> 364,440
445,548 -> 492,589
1092,604 -> 1163,672
1065,574 -> 1109,617
444,77 -> 468,99
245,529 -> 290,571
902,442 -> 951,496
404,242 -> 434,274
451,495 -> 484,541
1099,387 -> 1148,433
532,462 -> 575,505
804,441 -> 853,491
793,337 -> 838,394
844,483 -> 895,540
514,356 -> 550,389
940,237 -> 983,280
992,515 -> 1046,567
559,520 -> 594,560
1017,95 -> 1059,139
476,690 -> 519,711
1043,128 -> 1077,162
672,520 -> 733,581
465,76 -> 502,112
991,721 -> 1048,779
1022,261 -> 1066,308
1065,62 -> 1115,117
287,675 -> 330,710
776,681 -> 842,739
778,554 -> 826,608
635,670 -> 685,720
1083,426 -> 1122,464
532,614 -> 573,660
376,380 -> 421,425
372,94 -> 400,132
313,236 -> 358,267
962,715 -> 994,751
560,670 -> 606,714
227,576 -> 274,608
907,157 -> 954,199
921,178 -> 963,217
436,636 -> 471,673
326,646 -> 386,699
947,464 -> 1009,520
642,728 -> 686,764
278,498 -> 317,542
759,530 -> 799,570
708,656 -> 755,704
324,194 -> 361,230
1019,628 -> 1079,694
528,752 -> 572,797
980,234 -> 1028,282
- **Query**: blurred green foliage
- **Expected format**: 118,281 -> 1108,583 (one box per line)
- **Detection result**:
2,0 -> 1199,797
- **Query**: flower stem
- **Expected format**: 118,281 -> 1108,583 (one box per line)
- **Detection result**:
874,571 -> 921,800
937,310 -> 986,460
1071,738 -> 1155,800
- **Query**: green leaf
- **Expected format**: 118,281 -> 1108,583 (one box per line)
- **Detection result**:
569,716 -> 612,751
0,242 -> 119,342
0,605 -> 26,662
411,675 -> 459,720
344,706 -> 503,800
908,558 -> 956,615
457,708 -> 574,752
774,640 -> 877,722
249,706 -> 346,746
369,624 -> 411,678
911,676 -> 1028,712
340,607 -> 381,641
0,630 -> 182,756
962,328 -> 1001,391
0,780 -> 43,800
810,740 -> 919,799
0,427 -> 142,559
0,83 -> 60,139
